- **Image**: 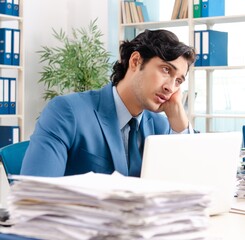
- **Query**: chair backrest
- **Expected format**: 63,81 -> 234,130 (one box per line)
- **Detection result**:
0,140 -> 29,176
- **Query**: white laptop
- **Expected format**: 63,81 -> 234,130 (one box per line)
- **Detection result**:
140,132 -> 242,215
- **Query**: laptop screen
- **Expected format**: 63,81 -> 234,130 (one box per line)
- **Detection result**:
141,132 -> 242,215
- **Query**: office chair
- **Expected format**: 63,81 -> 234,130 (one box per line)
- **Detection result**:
0,140 -> 29,177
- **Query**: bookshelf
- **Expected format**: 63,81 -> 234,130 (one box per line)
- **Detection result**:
117,0 -> 245,132
0,0 -> 24,144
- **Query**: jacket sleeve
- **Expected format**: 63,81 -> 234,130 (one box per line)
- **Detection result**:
21,96 -> 76,177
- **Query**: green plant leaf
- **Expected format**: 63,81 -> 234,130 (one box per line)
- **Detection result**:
38,18 -> 112,101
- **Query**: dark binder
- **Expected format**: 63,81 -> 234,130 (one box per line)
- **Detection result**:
0,125 -> 19,148
12,0 -> 19,16
8,77 -> 16,114
201,30 -> 228,66
0,28 -> 12,65
0,0 -> 13,16
3,78 -> 9,114
11,29 -> 20,66
194,31 -> 202,66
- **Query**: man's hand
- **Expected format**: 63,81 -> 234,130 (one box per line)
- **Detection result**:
159,89 -> 189,132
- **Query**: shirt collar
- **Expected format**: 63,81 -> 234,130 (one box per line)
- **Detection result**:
112,86 -> 143,130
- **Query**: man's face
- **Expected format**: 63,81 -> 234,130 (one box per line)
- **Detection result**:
132,56 -> 188,113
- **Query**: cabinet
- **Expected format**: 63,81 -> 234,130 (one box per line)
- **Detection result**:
0,0 -> 24,142
116,0 -> 245,133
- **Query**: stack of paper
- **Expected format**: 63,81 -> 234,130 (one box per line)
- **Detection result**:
235,148 -> 245,198
1,172 -> 211,240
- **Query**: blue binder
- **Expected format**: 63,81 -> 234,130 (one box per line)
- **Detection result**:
3,78 -> 9,114
12,0 -> 19,16
0,28 -> 12,65
201,0 -> 225,18
0,0 -> 13,15
12,29 -> 20,66
8,77 -> 16,114
0,77 -> 4,114
201,30 -> 228,66
194,31 -> 202,66
0,125 -> 20,148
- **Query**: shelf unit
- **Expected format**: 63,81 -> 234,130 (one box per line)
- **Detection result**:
117,0 -> 245,132
0,0 -> 24,141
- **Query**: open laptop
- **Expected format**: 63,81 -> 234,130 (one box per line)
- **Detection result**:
140,132 -> 242,215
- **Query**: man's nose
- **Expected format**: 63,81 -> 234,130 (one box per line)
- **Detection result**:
163,78 -> 175,94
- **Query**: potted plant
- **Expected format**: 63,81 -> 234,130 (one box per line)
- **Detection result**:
38,19 -> 112,101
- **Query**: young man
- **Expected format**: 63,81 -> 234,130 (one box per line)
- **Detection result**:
21,29 -> 196,177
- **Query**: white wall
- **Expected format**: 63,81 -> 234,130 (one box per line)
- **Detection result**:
23,0 -> 109,139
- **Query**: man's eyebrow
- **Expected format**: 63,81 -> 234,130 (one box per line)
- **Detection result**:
164,60 -> 177,70
163,60 -> 186,82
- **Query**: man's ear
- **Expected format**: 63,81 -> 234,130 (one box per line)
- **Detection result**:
129,51 -> 141,70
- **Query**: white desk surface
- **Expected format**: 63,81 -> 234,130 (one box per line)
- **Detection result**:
208,198 -> 245,240
208,212 -> 245,240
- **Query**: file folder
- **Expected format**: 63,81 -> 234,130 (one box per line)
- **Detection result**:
12,29 -> 20,66
0,77 -> 4,114
193,0 -> 201,18
3,78 -> 9,114
201,0 -> 225,18
9,77 -> 16,114
0,28 -> 12,65
12,0 -> 19,16
0,125 -> 19,148
201,30 -> 228,66
194,31 -> 202,66
0,0 -> 13,15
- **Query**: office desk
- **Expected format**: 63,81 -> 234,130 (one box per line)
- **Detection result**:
208,212 -> 245,239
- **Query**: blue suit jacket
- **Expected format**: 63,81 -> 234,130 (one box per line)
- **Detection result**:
21,83 -> 171,177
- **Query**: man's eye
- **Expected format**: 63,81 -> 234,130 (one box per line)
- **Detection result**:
162,67 -> 169,73
176,79 -> 183,86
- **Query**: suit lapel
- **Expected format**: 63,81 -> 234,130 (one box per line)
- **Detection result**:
95,84 -> 129,176
140,113 -> 155,140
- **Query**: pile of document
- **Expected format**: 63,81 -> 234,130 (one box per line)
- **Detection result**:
1,172 -> 211,240
236,148 -> 245,198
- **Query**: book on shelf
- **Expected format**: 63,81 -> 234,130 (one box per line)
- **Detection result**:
121,1 -> 149,24
171,0 -> 188,20
121,1 -> 127,24
135,1 -> 145,22
179,0 -> 188,19
129,1 -> 140,23
123,1 -> 132,24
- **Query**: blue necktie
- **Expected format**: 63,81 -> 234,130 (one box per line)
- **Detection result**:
128,118 -> 142,177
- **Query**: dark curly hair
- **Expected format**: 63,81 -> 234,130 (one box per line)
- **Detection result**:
110,29 -> 196,86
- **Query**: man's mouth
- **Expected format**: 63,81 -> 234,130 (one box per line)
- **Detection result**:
155,93 -> 169,104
